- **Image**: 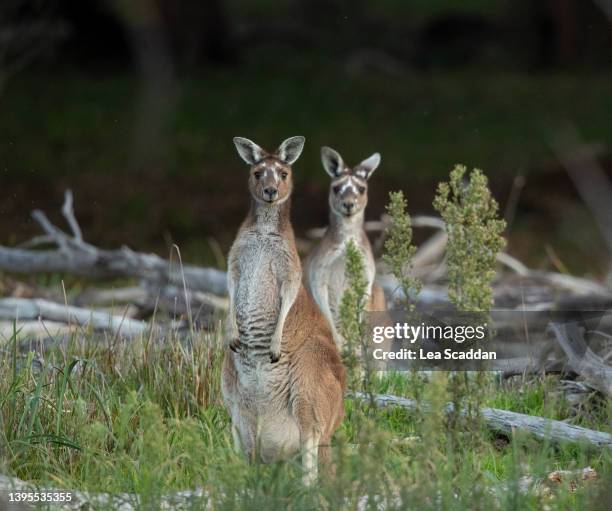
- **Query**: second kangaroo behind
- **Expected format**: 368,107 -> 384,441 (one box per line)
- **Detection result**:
305,146 -> 386,350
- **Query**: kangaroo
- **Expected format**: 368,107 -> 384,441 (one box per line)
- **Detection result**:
305,146 -> 386,350
221,136 -> 346,486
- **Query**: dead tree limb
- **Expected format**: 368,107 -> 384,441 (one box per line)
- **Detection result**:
548,322 -> 612,397
76,285 -> 229,314
315,213 -> 612,296
0,298 -> 151,338
2,194 -> 610,312
0,190 -> 228,296
0,319 -> 76,340
355,392 -> 612,449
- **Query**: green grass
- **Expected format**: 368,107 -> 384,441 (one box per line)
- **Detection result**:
1,325 -> 609,510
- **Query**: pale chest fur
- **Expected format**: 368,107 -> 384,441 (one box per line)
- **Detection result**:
229,228 -> 297,346
308,233 -> 375,324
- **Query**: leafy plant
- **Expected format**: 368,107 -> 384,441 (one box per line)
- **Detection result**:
382,190 -> 426,420
339,239 -> 374,399
433,165 -> 507,453
383,190 -> 422,309
433,164 -> 506,312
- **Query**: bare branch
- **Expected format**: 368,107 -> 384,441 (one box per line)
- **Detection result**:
61,189 -> 83,241
31,209 -> 71,252
16,234 -> 54,249
548,322 -> 612,397
497,252 -> 530,276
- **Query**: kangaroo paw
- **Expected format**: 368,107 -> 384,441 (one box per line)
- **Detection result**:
229,338 -> 242,353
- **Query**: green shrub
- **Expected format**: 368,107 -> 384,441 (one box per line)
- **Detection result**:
383,190 -> 422,309
433,165 -> 507,452
433,164 -> 506,312
339,239 -> 373,396
382,190 -> 427,417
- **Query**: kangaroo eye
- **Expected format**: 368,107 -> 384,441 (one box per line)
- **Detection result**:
281,172 -> 288,180
358,186 -> 366,194
333,185 -> 341,195
254,171 -> 262,179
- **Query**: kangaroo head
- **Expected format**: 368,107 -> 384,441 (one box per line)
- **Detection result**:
233,136 -> 305,205
321,146 -> 380,218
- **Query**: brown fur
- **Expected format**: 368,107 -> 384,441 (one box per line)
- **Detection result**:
368,282 -> 387,312
222,136 -> 345,485
222,286 -> 346,451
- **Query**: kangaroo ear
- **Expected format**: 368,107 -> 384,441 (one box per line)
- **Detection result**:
354,152 -> 381,180
276,136 -> 305,165
321,146 -> 345,178
233,137 -> 266,165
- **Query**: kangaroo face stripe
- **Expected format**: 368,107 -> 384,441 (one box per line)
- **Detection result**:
334,175 -> 366,195
330,173 -> 368,217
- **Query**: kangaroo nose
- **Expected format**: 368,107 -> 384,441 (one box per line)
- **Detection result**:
264,187 -> 278,200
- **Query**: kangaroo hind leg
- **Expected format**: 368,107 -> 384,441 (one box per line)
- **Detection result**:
301,429 -> 321,486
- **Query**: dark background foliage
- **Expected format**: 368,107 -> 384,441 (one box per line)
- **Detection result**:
1,0 -> 611,275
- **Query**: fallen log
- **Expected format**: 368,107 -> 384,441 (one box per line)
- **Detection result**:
354,392 -> 612,449
0,298 -> 151,339
2,193 -> 611,309
77,284 -> 229,314
0,244 -> 228,296
0,190 -> 228,296
0,319 -> 76,340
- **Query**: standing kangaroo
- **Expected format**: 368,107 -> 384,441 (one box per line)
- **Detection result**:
305,146 -> 386,350
221,136 -> 345,486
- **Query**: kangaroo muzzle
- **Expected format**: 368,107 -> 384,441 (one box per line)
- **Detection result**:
263,186 -> 278,201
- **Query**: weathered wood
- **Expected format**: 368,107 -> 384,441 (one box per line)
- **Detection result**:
500,358 -> 566,378
2,194 -> 610,309
77,285 -> 229,314
0,320 -> 76,340
355,392 -> 612,449
0,244 -> 228,296
0,298 -> 150,338
478,407 -> 611,448
548,322 -> 612,397
0,191 -> 228,296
